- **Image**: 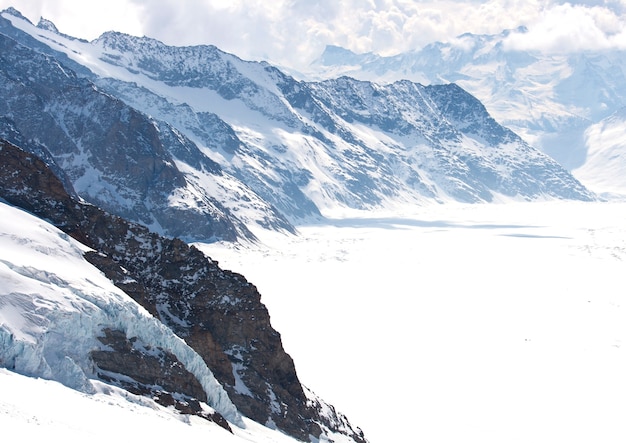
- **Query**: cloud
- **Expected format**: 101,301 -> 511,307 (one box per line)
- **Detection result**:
2,0 -> 626,70
503,2 -> 626,53
0,0 -> 144,39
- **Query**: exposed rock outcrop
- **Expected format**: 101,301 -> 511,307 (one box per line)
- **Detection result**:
91,328 -> 232,432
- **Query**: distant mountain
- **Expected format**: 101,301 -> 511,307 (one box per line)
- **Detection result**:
310,29 -> 626,182
572,107 -> 626,200
0,138 -> 366,443
0,9 -> 594,245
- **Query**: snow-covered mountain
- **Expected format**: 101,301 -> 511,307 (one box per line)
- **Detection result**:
572,107 -> 626,200
0,11 -> 294,243
0,8 -> 594,246
310,28 -> 626,196
0,138 -> 366,442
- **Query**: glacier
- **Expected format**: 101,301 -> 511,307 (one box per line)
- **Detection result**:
199,200 -> 626,443
0,200 -> 241,425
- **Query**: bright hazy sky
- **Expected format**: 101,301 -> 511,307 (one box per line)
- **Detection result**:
3,1 -> 626,70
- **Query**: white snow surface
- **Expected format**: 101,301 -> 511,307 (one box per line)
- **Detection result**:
0,201 -> 240,425
199,200 -> 626,443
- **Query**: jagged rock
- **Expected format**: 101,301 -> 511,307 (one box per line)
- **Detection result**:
92,328 -> 207,400
0,139 -> 367,443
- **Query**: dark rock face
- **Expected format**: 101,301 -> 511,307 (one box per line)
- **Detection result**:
0,139 -> 367,443
91,328 -> 233,432
93,328 -> 207,401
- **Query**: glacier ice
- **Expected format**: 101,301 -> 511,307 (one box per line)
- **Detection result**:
0,201 -> 242,426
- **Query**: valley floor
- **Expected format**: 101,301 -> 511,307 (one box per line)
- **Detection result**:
199,201 -> 626,443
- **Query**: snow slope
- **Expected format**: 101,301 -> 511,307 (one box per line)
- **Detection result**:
310,32 -> 626,180
0,369 -> 300,443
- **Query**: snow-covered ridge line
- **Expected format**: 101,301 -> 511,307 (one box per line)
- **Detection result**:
309,33 -> 626,196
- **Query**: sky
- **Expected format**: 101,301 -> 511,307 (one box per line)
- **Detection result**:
3,1 -> 626,71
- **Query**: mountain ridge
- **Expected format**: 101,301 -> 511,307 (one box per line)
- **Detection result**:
309,30 -> 626,196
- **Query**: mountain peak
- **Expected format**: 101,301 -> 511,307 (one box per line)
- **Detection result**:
318,44 -> 378,67
1,7 -> 30,22
323,44 -> 358,56
36,17 -> 59,33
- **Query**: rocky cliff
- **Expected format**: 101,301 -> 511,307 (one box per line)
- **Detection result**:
0,138 -> 366,443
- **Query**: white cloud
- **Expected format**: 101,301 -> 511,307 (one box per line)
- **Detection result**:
2,0 -> 626,69
503,3 -> 626,53
0,0 -> 144,39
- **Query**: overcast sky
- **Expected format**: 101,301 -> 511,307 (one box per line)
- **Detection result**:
3,1 -> 626,70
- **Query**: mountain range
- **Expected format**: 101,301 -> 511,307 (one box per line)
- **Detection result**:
309,28 -> 626,198
0,5 -> 619,443
0,7 -> 594,245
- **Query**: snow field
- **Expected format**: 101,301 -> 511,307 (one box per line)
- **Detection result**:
199,201 -> 626,443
